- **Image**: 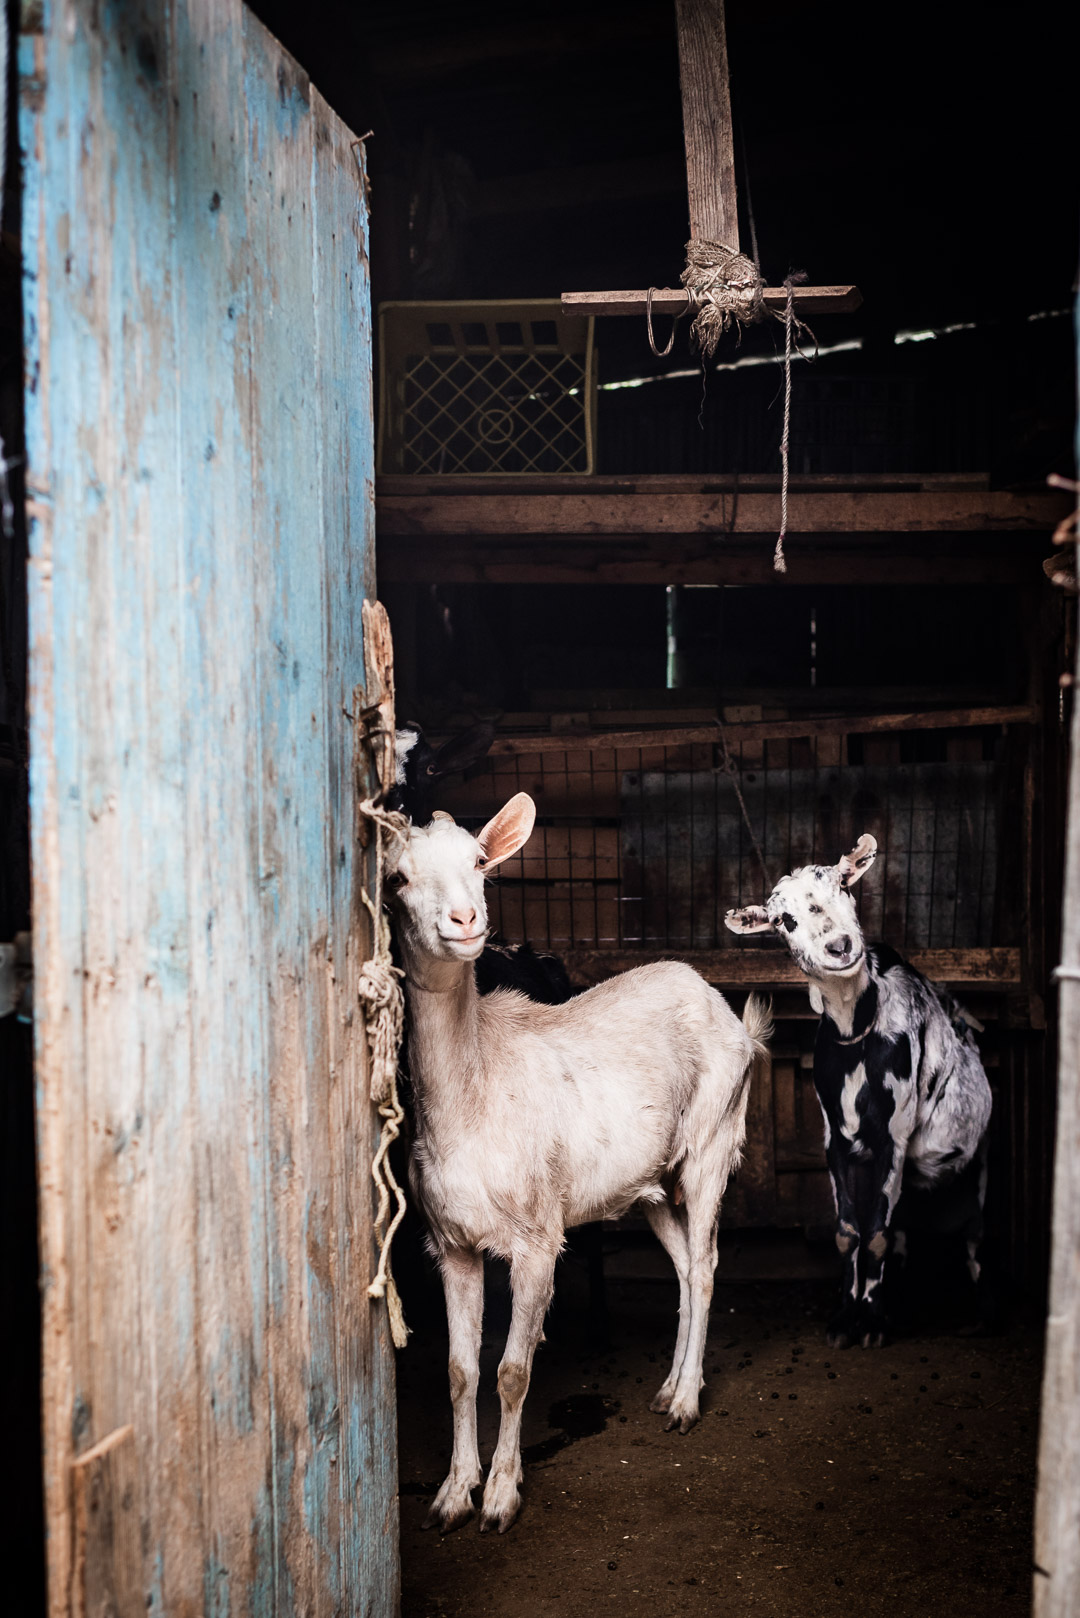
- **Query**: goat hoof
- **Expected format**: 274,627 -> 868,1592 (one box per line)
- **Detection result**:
480,1475 -> 522,1535
422,1501 -> 475,1534
860,1331 -> 886,1349
479,1504 -> 521,1535
662,1407 -> 698,1434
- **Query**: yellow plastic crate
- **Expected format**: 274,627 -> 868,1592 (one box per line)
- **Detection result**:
377,299 -> 596,475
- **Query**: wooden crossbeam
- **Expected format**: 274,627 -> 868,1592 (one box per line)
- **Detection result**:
562,0 -> 861,320
562,286 -> 863,318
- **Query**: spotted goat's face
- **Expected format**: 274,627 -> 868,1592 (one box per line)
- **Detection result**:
385,793 -> 535,964
724,835 -> 878,982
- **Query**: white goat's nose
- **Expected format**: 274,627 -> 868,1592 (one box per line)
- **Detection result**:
449,906 -> 477,930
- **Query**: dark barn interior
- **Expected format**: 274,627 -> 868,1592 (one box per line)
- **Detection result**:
4,1 -> 1077,1613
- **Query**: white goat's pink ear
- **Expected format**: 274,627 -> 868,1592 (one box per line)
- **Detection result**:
837,833 -> 877,888
724,905 -> 773,935
477,793 -> 536,869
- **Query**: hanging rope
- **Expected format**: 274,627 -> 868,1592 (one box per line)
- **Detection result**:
647,243 -> 817,572
773,272 -> 819,573
358,796 -> 411,1349
774,277 -> 796,574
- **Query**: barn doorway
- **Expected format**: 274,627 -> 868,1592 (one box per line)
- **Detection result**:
247,1 -> 1075,1613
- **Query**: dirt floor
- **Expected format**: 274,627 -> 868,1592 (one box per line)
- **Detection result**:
395,1243 -> 1042,1618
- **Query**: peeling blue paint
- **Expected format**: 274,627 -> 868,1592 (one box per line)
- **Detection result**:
24,1 -> 396,1611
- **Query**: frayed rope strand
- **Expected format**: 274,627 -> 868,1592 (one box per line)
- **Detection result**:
775,272 -> 817,574
358,798 -> 411,1347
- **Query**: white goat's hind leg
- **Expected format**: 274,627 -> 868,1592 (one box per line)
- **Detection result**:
424,1246 -> 485,1532
663,1198 -> 719,1434
644,1201 -> 691,1414
480,1245 -> 558,1534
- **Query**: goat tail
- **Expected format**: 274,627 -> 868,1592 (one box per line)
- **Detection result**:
741,994 -> 773,1060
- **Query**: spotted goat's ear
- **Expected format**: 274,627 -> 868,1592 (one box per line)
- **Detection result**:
724,904 -> 773,936
837,833 -> 877,889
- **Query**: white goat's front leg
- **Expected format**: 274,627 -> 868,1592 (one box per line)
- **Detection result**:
644,1201 -> 691,1416
480,1244 -> 558,1534
424,1246 -> 485,1532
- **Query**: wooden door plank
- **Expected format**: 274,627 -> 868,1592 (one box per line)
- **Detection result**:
172,1 -> 274,1602
310,95 -> 399,1609
243,21 -> 342,1609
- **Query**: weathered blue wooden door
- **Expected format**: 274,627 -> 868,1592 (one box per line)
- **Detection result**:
20,2 -> 398,1613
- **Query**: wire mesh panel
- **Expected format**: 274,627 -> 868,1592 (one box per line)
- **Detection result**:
436,721 -> 1019,958
620,760 -> 999,948
377,300 -> 596,474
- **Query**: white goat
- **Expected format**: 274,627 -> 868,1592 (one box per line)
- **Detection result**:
387,792 -> 770,1533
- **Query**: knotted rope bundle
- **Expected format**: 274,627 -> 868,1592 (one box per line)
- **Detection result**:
358,797 -> 411,1348
681,240 -> 768,358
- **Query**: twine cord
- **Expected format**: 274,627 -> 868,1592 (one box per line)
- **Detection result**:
774,273 -> 819,573
358,796 -> 411,1348
775,277 -> 795,574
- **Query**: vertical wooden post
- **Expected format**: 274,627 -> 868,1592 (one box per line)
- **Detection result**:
1033,311 -> 1080,1616
674,0 -> 739,249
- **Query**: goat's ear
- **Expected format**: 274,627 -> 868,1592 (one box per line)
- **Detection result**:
808,983 -> 824,1015
724,905 -> 773,936
430,722 -> 497,780
477,792 -> 535,869
837,833 -> 877,889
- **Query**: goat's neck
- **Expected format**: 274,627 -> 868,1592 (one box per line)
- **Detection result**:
813,960 -> 871,1039
401,947 -> 484,1130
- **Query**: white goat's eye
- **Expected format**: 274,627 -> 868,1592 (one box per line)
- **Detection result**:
476,856 -> 487,870
385,870 -> 407,892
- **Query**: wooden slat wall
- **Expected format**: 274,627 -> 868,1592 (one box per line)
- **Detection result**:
21,4 -> 397,1614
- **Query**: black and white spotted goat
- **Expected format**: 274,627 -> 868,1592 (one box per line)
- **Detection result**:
726,835 -> 992,1349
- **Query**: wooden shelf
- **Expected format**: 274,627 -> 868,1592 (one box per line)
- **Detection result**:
376,474 -> 1067,585
559,946 -> 1023,992
377,479 -> 1066,536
